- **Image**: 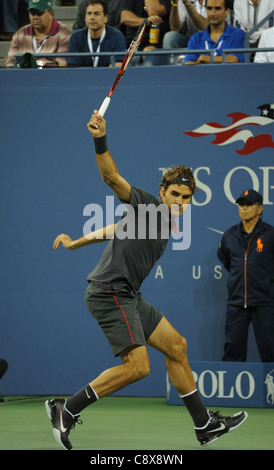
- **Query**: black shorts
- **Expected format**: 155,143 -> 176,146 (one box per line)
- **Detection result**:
85,282 -> 163,357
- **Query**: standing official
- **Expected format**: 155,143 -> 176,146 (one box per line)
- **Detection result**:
218,189 -> 274,362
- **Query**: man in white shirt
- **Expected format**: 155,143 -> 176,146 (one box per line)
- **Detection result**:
163,0 -> 208,48
233,0 -> 274,47
254,25 -> 274,62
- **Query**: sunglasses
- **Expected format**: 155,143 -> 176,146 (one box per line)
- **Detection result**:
29,9 -> 48,16
237,201 -> 258,207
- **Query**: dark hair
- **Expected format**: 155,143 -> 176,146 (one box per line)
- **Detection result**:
205,0 -> 230,9
161,165 -> 197,194
86,0 -> 108,15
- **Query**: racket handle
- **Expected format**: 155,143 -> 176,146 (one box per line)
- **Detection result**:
99,96 -> 111,117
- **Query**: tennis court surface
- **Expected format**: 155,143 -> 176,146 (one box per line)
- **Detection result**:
0,396 -> 273,452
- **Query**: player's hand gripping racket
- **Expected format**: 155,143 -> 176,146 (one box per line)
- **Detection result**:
97,19 -> 148,118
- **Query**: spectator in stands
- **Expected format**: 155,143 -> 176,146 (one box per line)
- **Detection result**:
68,0 -> 126,67
0,0 -> 29,41
233,0 -> 274,47
120,0 -> 171,51
163,0 -> 232,49
163,1 -> 208,50
5,0 -> 71,68
254,25 -> 274,62
183,0 -> 245,64
73,0 -> 126,32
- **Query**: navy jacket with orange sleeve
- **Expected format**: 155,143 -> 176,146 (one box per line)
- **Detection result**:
217,218 -> 274,307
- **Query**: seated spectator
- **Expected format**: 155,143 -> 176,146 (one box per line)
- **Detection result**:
163,0 -> 232,49
183,0 -> 245,64
254,25 -> 274,62
0,0 -> 29,41
5,0 -> 71,68
163,0 -> 208,50
73,0 -> 126,32
233,0 -> 273,47
68,0 -> 126,67
120,0 -> 171,51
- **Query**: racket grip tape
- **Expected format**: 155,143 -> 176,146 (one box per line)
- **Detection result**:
98,96 -> 111,117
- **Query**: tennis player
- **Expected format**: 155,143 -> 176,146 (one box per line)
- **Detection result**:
45,111 -> 247,449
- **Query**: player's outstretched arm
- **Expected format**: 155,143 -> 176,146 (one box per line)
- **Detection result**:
53,224 -> 116,250
87,111 -> 131,202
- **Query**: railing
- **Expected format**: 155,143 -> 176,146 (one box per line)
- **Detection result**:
235,9 -> 274,62
12,45 -> 274,68
221,47 -> 274,63
242,9 -> 274,45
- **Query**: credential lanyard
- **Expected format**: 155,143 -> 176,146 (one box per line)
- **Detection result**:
205,38 -> 223,56
32,36 -> 48,53
87,28 -> 106,67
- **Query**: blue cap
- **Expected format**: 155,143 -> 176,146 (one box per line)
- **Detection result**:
236,189 -> 263,205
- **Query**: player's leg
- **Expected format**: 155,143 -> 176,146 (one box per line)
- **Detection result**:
45,344 -> 150,450
137,298 -> 209,428
64,344 -> 149,417
89,344 -> 150,397
46,285 -> 150,450
137,296 -> 196,396
84,286 -> 151,397
147,316 -> 196,396
147,315 -> 248,446
147,315 -> 209,428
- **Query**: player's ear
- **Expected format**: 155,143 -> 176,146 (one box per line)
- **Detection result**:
160,186 -> 165,199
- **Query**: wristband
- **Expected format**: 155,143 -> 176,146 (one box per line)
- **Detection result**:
171,1 -> 178,5
93,135 -> 108,154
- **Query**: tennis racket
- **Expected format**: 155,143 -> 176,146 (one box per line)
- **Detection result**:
97,18 -> 148,117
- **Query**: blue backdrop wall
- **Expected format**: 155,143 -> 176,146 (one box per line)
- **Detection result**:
0,64 -> 273,396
